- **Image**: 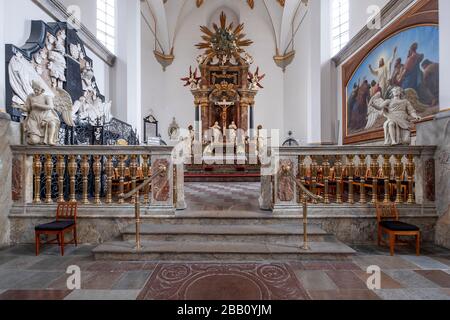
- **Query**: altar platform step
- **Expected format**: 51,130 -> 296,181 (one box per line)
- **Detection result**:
121,223 -> 333,243
92,239 -> 355,261
185,164 -> 260,182
93,221 -> 355,261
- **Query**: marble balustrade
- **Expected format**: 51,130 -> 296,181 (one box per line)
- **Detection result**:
263,146 -> 437,213
9,145 -> 182,212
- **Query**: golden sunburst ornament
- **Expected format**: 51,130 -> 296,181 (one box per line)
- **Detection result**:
196,12 -> 253,63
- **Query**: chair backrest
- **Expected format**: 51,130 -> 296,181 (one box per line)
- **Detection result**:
56,202 -> 78,222
376,202 -> 399,223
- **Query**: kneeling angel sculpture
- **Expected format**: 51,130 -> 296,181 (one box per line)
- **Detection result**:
365,87 -> 421,146
20,80 -> 75,145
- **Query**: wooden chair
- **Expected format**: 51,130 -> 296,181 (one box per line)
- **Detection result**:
35,202 -> 78,256
376,202 -> 420,256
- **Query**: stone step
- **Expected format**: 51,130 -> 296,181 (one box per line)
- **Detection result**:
93,239 -> 356,261
122,223 -> 332,242
136,211 -> 312,226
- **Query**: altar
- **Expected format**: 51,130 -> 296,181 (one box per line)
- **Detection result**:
182,12 -> 265,160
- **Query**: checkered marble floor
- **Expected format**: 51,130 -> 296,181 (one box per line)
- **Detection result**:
185,182 -> 261,212
0,244 -> 450,300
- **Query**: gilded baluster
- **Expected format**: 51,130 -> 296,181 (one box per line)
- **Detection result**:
44,155 -> 54,204
370,155 -> 379,204
93,155 -> 102,205
322,156 -> 330,204
359,155 -> 367,204
311,156 -> 318,203
383,155 -> 391,203
142,155 -> 150,205
347,155 -> 355,204
56,155 -> 66,203
130,155 -> 138,204
395,155 -> 404,204
407,154 -> 415,204
335,155 -> 343,204
118,155 -> 127,204
299,156 -> 306,202
68,155 -> 77,203
105,155 -> 114,204
80,155 -> 90,204
33,155 -> 42,204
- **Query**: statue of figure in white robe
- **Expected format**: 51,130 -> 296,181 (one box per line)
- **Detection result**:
367,87 -> 421,145
22,81 -> 61,145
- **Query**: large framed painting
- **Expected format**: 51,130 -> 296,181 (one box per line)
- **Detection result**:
342,0 -> 439,144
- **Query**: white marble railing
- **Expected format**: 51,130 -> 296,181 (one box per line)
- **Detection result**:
10,145 -> 185,212
261,146 -> 437,212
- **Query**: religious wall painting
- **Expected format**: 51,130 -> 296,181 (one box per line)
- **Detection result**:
344,25 -> 439,144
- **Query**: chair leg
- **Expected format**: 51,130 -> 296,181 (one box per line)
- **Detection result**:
35,233 -> 40,256
389,233 -> 395,256
59,233 -> 65,256
378,228 -> 382,246
416,233 -> 421,256
73,227 -> 78,247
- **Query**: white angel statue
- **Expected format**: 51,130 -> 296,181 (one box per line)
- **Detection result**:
365,87 -> 421,145
20,80 -> 74,145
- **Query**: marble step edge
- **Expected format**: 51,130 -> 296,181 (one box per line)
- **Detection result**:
121,224 -> 328,236
93,240 -> 356,255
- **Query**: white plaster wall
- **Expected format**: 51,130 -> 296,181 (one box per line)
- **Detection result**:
59,0 -> 97,33
141,7 -> 165,137
283,10 -> 309,144
349,0 -> 390,38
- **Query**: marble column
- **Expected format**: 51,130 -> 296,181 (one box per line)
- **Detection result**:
416,110 -> 450,248
0,112 -> 11,247
195,104 -> 200,141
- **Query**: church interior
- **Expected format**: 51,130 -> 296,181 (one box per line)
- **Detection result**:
0,0 -> 449,302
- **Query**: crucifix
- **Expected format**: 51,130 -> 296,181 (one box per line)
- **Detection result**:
215,98 -> 235,131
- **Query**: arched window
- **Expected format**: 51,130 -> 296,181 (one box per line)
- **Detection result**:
97,0 -> 116,53
331,0 -> 349,56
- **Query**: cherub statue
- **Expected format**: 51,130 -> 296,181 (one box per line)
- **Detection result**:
365,87 -> 421,145
21,80 -> 74,145
248,67 -> 265,90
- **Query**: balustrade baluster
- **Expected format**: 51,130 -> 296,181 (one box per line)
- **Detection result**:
118,155 -> 127,204
33,155 -> 42,204
395,155 -> 404,204
335,156 -> 343,204
383,155 -> 391,203
407,154 -> 415,204
130,155 -> 138,204
44,155 -> 54,204
81,155 -> 90,204
370,155 -> 379,204
56,155 -> 66,203
105,155 -> 114,204
68,155 -> 77,203
311,156 -> 318,203
93,155 -> 102,205
347,155 -> 355,204
323,156 -> 330,204
142,155 -> 150,205
359,155 -> 367,204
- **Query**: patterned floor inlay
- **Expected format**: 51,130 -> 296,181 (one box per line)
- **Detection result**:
185,182 -> 261,211
137,263 -> 310,300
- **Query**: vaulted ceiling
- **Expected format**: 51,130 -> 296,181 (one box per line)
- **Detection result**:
142,0 -> 308,69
